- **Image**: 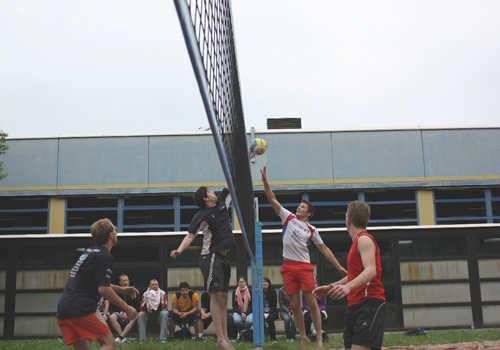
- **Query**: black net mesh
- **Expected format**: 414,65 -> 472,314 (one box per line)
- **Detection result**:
175,0 -> 255,257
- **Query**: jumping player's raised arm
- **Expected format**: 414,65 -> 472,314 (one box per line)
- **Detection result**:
170,232 -> 197,258
261,166 -> 282,215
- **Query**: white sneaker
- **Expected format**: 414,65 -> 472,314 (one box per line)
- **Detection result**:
121,337 -> 128,343
115,337 -> 122,343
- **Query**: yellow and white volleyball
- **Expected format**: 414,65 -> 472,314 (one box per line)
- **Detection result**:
250,138 -> 267,156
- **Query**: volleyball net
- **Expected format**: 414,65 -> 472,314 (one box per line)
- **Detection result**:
173,0 -> 256,261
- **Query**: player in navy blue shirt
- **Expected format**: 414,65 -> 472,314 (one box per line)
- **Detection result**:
171,185 -> 236,350
57,219 -> 139,350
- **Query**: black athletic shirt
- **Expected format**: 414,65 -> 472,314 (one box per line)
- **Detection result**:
56,245 -> 113,320
188,187 -> 236,254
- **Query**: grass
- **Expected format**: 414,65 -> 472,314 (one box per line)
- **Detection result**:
0,329 -> 499,350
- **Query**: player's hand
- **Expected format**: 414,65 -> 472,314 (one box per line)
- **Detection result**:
170,250 -> 181,258
337,266 -> 348,276
313,285 -> 333,299
260,166 -> 268,182
329,284 -> 350,300
124,305 -> 138,321
122,286 -> 140,299
249,148 -> 255,159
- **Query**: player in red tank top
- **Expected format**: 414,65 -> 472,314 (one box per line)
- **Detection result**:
314,201 -> 386,350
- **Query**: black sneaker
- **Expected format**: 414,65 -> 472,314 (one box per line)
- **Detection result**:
195,336 -> 204,341
322,332 -> 329,342
310,334 -> 317,342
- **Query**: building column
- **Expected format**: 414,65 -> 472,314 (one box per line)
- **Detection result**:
417,189 -> 435,225
49,197 -> 65,234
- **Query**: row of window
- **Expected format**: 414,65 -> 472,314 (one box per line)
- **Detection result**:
2,235 -> 497,269
1,187 -> 499,234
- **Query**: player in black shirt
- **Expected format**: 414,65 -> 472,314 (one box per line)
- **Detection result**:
171,185 -> 236,350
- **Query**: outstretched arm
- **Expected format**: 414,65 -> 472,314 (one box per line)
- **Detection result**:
312,277 -> 348,299
260,166 -> 282,215
111,284 -> 140,299
316,243 -> 347,276
170,232 -> 197,258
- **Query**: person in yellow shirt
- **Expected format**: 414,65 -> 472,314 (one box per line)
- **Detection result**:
168,282 -> 203,340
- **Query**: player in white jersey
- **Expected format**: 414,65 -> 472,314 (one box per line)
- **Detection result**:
261,166 -> 347,350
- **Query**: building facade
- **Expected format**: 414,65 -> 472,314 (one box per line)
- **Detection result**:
1,126 -> 499,338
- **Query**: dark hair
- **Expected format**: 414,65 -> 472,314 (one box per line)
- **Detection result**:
302,199 -> 314,218
263,276 -> 272,294
193,186 -> 209,208
90,218 -> 114,245
238,276 -> 247,283
346,200 -> 371,229
179,281 -> 190,290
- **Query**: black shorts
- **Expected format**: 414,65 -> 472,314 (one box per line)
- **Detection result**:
202,316 -> 213,330
168,311 -> 200,327
343,298 -> 386,350
199,252 -> 231,293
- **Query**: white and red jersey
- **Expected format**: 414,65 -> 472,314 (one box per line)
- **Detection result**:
279,207 -> 323,263
139,289 -> 168,312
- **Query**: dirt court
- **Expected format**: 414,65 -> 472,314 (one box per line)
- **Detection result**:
384,340 -> 500,350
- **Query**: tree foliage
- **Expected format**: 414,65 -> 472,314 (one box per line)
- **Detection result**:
0,126 -> 9,181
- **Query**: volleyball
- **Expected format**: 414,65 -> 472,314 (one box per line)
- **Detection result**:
250,138 -> 267,156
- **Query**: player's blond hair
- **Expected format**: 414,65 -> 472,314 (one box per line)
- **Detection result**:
90,218 -> 114,245
346,200 -> 371,229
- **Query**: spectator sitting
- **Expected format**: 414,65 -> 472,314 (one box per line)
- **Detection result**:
303,275 -> 328,341
137,279 -> 169,342
108,274 -> 140,343
232,276 -> 253,336
168,282 -> 203,340
263,277 -> 279,342
279,284 -> 297,343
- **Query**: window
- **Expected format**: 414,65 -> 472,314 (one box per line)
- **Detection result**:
0,197 -> 49,234
123,195 -> 175,232
491,188 -> 500,223
365,189 -> 418,226
111,245 -> 160,263
66,196 -> 118,233
309,191 -> 358,228
435,188 -> 487,224
476,236 -> 500,256
399,237 -> 467,258
17,245 -> 85,267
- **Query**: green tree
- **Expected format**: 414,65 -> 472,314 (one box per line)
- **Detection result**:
0,127 -> 9,181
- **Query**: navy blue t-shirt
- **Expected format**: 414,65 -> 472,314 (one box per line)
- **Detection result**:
56,245 -> 114,320
188,187 -> 236,255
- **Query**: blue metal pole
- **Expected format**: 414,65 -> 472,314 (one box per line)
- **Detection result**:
252,222 -> 264,347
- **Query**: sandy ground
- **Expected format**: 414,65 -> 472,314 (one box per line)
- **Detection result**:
384,340 -> 500,350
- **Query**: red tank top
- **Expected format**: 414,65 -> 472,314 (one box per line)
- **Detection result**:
347,231 -> 386,306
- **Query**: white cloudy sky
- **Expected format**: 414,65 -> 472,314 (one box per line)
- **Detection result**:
1,1 -> 499,138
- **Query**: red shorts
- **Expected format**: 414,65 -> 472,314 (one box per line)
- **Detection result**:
57,310 -> 110,346
281,261 -> 315,294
